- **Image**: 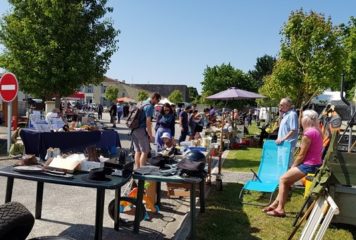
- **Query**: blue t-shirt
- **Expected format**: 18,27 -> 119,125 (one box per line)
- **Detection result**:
278,110 -> 299,148
139,100 -> 154,128
117,104 -> 123,113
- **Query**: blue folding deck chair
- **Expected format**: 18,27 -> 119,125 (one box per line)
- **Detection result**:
239,140 -> 291,205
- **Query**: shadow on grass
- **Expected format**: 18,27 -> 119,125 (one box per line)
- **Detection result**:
195,183 -> 261,240
332,223 -> 356,239
240,191 -> 275,207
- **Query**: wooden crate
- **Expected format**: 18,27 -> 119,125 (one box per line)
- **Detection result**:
166,182 -> 199,198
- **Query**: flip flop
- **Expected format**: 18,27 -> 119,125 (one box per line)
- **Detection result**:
266,210 -> 286,218
262,206 -> 275,213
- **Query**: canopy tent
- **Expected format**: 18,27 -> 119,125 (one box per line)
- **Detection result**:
311,90 -> 344,105
116,97 -> 136,103
65,91 -> 85,100
206,87 -> 265,100
159,98 -> 173,105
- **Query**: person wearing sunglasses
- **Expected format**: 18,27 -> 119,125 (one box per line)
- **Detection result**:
276,97 -> 299,166
155,103 -> 175,151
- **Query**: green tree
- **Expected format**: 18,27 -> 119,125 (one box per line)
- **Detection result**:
168,90 -> 183,103
248,55 -> 276,88
188,86 -> 199,103
261,10 -> 344,107
137,91 -> 149,101
105,86 -> 118,102
201,63 -> 255,108
0,0 -> 118,100
341,17 -> 356,100
258,60 -> 303,107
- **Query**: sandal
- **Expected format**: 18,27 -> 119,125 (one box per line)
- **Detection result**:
266,210 -> 286,218
262,206 -> 275,213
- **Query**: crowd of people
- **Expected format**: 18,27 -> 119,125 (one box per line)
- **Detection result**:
100,93 -> 330,219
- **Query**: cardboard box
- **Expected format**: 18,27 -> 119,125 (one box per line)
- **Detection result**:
79,160 -> 104,172
48,154 -> 85,173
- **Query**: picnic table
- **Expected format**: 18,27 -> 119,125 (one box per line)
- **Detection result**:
0,165 -> 131,240
132,172 -> 205,239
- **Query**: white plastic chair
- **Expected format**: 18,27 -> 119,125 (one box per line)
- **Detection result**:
300,194 -> 339,240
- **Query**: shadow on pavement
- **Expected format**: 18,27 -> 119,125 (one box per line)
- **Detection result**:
55,224 -> 166,240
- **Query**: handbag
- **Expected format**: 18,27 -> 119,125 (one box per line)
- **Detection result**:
148,155 -> 177,168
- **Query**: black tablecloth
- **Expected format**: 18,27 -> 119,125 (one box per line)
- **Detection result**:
20,129 -> 121,159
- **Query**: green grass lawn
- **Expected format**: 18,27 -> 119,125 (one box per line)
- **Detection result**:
196,184 -> 356,240
223,148 -> 262,172
196,145 -> 356,240
223,121 -> 262,172
246,122 -> 260,136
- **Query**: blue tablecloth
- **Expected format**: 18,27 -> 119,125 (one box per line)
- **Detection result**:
20,129 -> 121,159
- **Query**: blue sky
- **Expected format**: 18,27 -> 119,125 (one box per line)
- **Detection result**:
0,1 -> 355,93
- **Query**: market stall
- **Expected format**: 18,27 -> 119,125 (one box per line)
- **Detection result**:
206,87 -> 265,189
20,128 -> 121,159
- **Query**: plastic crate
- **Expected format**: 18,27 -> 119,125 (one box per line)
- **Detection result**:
187,146 -> 207,152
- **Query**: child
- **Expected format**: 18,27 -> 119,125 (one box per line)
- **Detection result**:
161,132 -> 175,148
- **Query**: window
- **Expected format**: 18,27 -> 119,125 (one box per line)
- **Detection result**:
101,84 -> 106,94
86,96 -> 93,104
86,85 -> 93,93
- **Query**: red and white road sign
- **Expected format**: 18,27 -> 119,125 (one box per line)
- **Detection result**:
0,72 -> 19,102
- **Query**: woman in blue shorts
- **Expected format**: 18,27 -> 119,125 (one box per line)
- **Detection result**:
263,110 -> 323,217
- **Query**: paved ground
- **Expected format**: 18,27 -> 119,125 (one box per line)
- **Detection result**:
0,113 -> 249,240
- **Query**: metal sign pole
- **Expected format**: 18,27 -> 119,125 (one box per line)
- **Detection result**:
7,103 -> 12,152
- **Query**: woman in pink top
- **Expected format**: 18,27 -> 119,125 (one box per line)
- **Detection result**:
263,110 -> 322,217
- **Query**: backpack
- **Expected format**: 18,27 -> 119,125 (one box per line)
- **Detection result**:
126,102 -> 150,129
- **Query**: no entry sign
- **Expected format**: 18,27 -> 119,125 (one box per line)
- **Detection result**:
0,72 -> 19,102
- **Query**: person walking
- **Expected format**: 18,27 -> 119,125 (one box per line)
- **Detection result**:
155,103 -> 175,151
188,110 -> 202,140
109,102 -> 117,128
131,92 -> 161,168
117,103 -> 123,124
178,105 -> 192,144
97,104 -> 103,120
123,104 -> 129,118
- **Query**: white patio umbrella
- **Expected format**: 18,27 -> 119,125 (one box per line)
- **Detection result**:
206,87 -> 265,100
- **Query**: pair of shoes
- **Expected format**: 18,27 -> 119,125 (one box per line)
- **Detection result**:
266,210 -> 286,218
262,206 -> 275,213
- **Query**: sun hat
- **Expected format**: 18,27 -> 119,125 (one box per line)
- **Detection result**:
161,132 -> 171,139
